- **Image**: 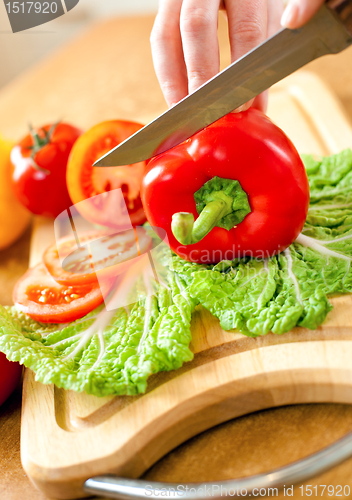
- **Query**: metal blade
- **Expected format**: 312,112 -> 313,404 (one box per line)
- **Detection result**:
95,5 -> 352,167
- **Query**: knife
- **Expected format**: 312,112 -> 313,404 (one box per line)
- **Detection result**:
94,0 -> 352,168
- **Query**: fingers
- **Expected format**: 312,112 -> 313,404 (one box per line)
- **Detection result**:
225,0 -> 267,112
253,91 -> 269,113
150,0 -> 188,107
180,0 -> 222,95
251,0 -> 282,114
281,0 -> 325,29
267,0 -> 283,37
226,0 -> 267,64
151,0 -> 282,113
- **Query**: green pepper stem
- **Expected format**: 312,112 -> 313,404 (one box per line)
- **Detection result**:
171,213 -> 195,245
171,177 -> 251,246
172,198 -> 231,245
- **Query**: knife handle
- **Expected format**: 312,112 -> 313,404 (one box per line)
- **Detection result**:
328,0 -> 352,35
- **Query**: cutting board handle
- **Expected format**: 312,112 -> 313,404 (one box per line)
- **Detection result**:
84,430 -> 352,499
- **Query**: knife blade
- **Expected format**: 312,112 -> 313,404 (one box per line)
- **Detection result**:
94,2 -> 352,167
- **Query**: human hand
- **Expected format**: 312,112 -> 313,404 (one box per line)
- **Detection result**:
281,0 -> 325,29
150,0 -> 325,110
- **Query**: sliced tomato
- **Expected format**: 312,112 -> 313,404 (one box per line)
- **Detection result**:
66,120 -> 147,228
43,228 -> 152,286
13,264 -> 112,323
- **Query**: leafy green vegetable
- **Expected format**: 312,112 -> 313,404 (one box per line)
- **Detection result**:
1,149 -> 352,396
174,244 -> 333,336
184,150 -> 352,335
0,272 -> 196,396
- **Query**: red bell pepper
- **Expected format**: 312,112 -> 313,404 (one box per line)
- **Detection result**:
141,109 -> 309,264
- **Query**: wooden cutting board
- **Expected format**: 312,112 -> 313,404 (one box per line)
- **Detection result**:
20,71 -> 352,499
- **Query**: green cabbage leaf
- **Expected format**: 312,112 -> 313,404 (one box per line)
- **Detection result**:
1,149 -> 352,395
0,271 -> 196,396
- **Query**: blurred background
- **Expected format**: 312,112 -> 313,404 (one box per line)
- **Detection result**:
0,0 -> 159,89
0,0 -> 163,299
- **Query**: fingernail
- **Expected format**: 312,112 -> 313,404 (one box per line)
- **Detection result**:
281,0 -> 299,28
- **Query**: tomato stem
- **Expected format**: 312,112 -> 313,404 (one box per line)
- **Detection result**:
27,122 -> 60,175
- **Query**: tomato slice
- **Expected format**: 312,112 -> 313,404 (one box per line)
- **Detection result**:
43,228 -> 152,286
13,264 -> 112,323
66,120 -> 147,227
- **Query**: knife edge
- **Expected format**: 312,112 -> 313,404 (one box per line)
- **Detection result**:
94,5 -> 352,167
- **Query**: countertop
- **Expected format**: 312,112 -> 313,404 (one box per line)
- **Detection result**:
1,14 -> 352,500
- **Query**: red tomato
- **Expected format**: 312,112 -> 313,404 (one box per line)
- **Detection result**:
43,228 -> 152,286
13,264 -> 112,323
11,123 -> 82,218
0,353 -> 22,407
141,110 -> 310,264
66,120 -> 147,228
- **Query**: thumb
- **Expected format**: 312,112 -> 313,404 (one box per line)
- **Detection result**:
281,0 -> 325,29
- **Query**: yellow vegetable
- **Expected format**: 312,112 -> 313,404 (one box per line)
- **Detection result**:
0,136 -> 31,250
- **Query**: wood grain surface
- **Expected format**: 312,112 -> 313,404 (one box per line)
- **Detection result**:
20,70 -> 352,499
1,13 -> 352,500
